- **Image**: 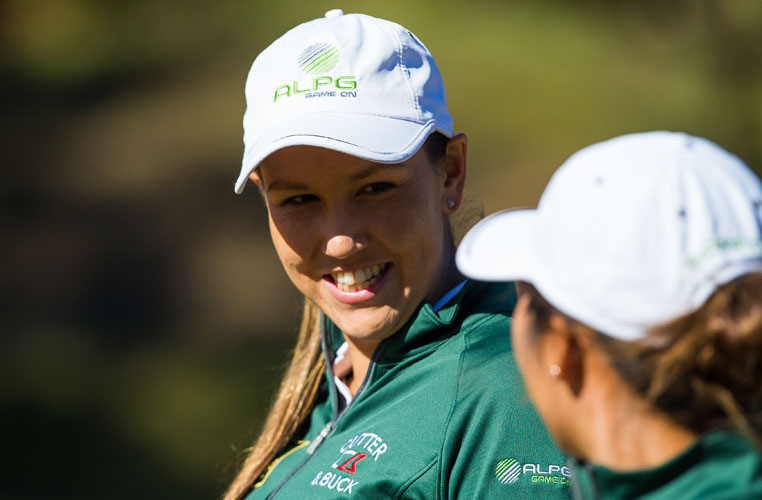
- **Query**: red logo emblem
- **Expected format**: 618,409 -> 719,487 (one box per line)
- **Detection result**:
337,453 -> 367,474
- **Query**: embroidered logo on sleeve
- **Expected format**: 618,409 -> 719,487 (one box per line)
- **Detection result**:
495,457 -> 571,487
310,431 -> 388,495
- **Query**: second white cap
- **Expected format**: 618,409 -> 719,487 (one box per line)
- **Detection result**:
457,131 -> 762,341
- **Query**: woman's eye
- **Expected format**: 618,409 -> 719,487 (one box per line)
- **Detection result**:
282,194 -> 318,205
361,182 -> 394,194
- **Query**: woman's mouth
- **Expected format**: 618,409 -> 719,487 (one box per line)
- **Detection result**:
329,263 -> 390,293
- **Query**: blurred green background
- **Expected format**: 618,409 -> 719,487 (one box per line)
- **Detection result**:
1,0 -> 761,498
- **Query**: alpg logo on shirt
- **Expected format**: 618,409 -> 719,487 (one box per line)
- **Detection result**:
310,431 -> 388,495
495,458 -> 571,486
273,43 -> 358,102
495,458 -> 522,484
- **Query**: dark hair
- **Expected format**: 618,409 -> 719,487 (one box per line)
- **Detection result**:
521,274 -> 762,445
423,131 -> 450,164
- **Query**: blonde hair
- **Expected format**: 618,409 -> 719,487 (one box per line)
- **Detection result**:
523,273 -> 762,446
223,299 -> 324,500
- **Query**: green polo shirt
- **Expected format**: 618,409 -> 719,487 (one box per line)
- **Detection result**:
571,430 -> 762,499
245,280 -> 569,499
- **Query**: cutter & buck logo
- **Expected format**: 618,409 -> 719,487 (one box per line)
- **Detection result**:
310,431 -> 388,495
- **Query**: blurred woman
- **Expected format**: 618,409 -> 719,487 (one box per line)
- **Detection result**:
457,131 -> 762,498
224,9 -> 568,500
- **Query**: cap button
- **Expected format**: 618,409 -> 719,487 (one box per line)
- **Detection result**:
324,9 -> 344,18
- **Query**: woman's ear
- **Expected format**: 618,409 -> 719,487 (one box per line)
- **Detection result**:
547,315 -> 586,397
442,133 -> 467,214
248,170 -> 264,188
248,170 -> 269,204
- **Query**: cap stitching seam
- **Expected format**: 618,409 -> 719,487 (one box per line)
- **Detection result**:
399,38 -> 423,121
378,21 -> 420,121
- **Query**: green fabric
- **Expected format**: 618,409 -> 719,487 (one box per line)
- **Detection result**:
245,281 -> 570,499
571,430 -> 762,499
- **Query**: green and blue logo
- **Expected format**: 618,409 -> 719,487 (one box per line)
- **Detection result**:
299,43 -> 340,74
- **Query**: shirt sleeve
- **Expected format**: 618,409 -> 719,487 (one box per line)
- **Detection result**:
439,315 -> 571,500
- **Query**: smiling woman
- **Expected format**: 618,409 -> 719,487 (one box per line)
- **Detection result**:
224,9 -> 568,500
255,144 -> 461,345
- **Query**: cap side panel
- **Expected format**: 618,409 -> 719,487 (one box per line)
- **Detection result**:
377,20 -> 420,123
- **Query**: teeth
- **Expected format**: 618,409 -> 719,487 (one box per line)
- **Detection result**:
332,264 -> 388,293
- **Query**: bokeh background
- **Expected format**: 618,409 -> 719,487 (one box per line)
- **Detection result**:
2,0 -> 761,498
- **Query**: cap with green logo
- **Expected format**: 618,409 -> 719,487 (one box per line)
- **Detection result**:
235,9 -> 454,193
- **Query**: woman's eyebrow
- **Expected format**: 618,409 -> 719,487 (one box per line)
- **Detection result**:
266,180 -> 310,192
265,163 -> 407,191
348,163 -> 406,182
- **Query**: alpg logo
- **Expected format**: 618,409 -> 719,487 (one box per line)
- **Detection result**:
299,43 -> 340,74
495,458 -> 571,486
495,458 -> 522,484
273,43 -> 358,102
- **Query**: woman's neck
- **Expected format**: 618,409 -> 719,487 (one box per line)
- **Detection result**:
340,338 -> 377,395
425,238 -> 463,305
580,381 -> 698,472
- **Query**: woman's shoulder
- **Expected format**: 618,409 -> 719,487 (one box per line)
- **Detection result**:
578,430 -> 762,499
683,431 -> 762,498
439,278 -> 570,498
442,281 -> 535,405
412,280 -> 516,362
451,280 -> 515,342
460,280 -> 518,318
456,280 -> 518,354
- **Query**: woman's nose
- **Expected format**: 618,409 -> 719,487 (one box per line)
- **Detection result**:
324,233 -> 368,259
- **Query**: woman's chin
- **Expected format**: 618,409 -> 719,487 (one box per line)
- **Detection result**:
325,305 -> 403,345
308,268 -> 420,345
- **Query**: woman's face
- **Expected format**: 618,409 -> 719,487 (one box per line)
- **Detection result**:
252,140 -> 465,346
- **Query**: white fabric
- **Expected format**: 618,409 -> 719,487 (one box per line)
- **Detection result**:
457,131 -> 762,341
235,10 -> 453,193
332,341 -> 354,405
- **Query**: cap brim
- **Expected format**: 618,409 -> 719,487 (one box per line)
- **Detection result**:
235,113 -> 447,193
456,209 -> 540,283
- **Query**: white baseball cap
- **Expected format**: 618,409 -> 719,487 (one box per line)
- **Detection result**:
456,131 -> 762,341
234,9 -> 453,193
